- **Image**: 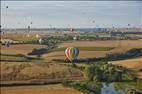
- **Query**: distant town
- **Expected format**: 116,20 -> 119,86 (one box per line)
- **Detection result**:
1,27 -> 142,32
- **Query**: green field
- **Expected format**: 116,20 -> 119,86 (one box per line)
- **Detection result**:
0,54 -> 28,62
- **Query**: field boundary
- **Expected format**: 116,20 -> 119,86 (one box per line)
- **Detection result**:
50,47 -> 114,52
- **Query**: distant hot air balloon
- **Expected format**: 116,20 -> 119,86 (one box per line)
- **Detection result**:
65,47 -> 79,62
0,25 -> 2,32
28,25 -> 30,32
6,6 -> 8,8
36,34 -> 40,38
92,20 -> 95,23
127,24 -> 130,30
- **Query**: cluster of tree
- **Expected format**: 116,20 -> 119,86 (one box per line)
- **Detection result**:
106,48 -> 142,61
28,48 -> 48,57
84,62 -> 134,82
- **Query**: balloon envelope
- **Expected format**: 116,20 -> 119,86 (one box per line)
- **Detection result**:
65,47 -> 79,61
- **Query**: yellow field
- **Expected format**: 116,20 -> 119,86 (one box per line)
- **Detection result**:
42,51 -> 107,61
1,84 -> 83,94
1,44 -> 46,55
58,40 -> 142,48
110,58 -> 142,79
0,62 -> 83,83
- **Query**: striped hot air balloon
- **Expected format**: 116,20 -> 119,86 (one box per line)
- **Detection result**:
65,47 -> 79,61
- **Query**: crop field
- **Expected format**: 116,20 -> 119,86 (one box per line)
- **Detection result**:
42,40 -> 142,61
42,51 -> 108,61
0,44 -> 47,55
58,40 -> 142,48
1,84 -> 83,94
2,39 -> 142,61
1,55 -> 28,62
1,32 -> 142,94
0,62 -> 83,83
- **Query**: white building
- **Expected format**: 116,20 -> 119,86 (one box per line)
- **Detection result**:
0,39 -> 20,44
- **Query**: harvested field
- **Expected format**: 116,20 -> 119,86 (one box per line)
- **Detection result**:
0,62 -> 83,84
42,40 -> 142,61
1,84 -> 83,94
0,44 -> 46,55
42,51 -> 107,61
58,40 -> 142,48
110,58 -> 142,79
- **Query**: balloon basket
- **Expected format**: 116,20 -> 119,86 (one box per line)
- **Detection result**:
65,58 -> 78,63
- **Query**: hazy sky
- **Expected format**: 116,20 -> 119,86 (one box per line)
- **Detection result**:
1,1 -> 142,28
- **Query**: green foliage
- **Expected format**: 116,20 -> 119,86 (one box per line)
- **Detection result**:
70,63 -> 77,68
114,80 -> 142,93
84,63 -> 133,82
0,54 -> 28,62
85,66 -> 95,81
0,54 -> 41,62
62,80 -> 102,94
106,48 -> 142,61
28,48 -> 48,55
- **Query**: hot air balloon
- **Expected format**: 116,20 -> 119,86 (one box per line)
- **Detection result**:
28,25 -> 30,32
0,25 -> 2,32
92,20 -> 95,23
6,6 -> 8,9
65,47 -> 79,62
36,34 -> 40,38
127,24 -> 130,30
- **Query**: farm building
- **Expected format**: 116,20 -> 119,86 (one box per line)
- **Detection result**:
0,39 -> 20,44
